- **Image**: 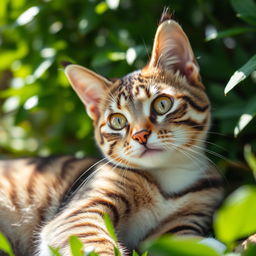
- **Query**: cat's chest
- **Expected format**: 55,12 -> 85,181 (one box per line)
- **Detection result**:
117,167 -> 205,249
118,190 -> 187,249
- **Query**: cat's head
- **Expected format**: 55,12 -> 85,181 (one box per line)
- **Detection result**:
65,14 -> 210,169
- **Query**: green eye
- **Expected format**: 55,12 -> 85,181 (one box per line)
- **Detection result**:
152,95 -> 173,115
108,113 -> 127,130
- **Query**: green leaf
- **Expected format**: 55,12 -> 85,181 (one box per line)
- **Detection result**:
103,214 -> 121,256
69,236 -> 84,256
242,242 -> 256,256
49,246 -> 62,256
0,40 -> 28,69
206,27 -> 255,41
234,114 -> 254,136
230,0 -> 256,25
234,95 -> 256,136
95,2 -> 108,14
0,0 -> 8,25
244,145 -> 256,179
107,52 -> 126,62
114,246 -> 121,256
214,185 -> 256,245
143,236 -> 220,256
103,213 -> 118,242
225,54 -> 256,94
132,250 -> 140,256
141,252 -> 148,256
0,232 -> 15,256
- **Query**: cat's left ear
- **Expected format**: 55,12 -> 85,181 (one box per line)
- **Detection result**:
147,19 -> 202,87
65,64 -> 112,120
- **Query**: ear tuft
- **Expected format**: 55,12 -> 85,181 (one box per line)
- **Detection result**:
60,61 -> 73,68
159,7 -> 172,24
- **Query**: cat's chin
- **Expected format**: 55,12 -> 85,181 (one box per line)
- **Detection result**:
128,149 -> 174,169
140,148 -> 163,157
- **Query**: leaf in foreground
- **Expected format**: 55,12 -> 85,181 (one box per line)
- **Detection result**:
49,246 -> 62,256
0,232 -> 15,256
224,54 -> 256,94
132,250 -> 139,256
103,213 -> 118,242
214,185 -> 256,245
103,214 -> 121,256
69,236 -> 84,256
142,236 -> 220,256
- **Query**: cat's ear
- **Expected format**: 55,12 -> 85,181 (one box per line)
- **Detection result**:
147,18 -> 202,86
65,64 -> 112,120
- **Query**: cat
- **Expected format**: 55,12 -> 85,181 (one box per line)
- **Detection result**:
0,11 -> 226,256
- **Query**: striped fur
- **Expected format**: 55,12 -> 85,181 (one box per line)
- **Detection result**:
0,12 -> 224,256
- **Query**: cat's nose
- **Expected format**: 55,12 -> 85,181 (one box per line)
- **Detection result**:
132,129 -> 151,145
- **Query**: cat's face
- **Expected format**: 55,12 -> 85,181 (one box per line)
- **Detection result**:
94,69 -> 210,169
65,17 -> 210,169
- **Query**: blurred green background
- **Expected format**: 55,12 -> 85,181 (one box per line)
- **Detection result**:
0,0 -> 256,188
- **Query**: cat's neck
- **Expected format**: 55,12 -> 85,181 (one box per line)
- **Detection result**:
107,148 -> 209,195
146,149 -> 209,194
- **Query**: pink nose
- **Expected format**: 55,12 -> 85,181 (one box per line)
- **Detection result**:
132,129 -> 151,145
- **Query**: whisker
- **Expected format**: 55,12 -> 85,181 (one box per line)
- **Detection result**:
69,158 -> 115,196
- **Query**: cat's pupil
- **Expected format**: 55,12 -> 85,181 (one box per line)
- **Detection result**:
160,101 -> 166,110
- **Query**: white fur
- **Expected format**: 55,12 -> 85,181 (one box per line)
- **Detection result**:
150,159 -> 207,193
36,237 -> 52,256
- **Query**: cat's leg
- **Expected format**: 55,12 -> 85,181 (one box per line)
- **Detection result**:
36,197 -> 127,256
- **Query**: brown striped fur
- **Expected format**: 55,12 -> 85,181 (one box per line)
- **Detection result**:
0,11 -> 224,256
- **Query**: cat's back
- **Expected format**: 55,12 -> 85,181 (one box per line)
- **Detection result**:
0,155 -> 97,192
0,155 -> 97,256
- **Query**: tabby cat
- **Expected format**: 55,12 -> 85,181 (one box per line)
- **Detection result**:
0,12 -> 226,256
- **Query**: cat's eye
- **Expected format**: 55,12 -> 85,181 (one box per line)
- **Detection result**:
152,95 -> 173,115
108,113 -> 127,130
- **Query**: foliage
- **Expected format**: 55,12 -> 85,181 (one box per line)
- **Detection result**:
2,213 -> 256,255
214,185 -> 256,248
103,213 -> 118,243
143,236 -> 220,256
0,232 -> 15,256
1,0 -> 256,255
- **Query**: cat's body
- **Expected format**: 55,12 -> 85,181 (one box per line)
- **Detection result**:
0,156 -> 96,255
0,12 -> 225,256
0,155 -> 222,256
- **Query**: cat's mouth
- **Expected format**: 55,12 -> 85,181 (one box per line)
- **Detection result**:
140,147 -> 163,157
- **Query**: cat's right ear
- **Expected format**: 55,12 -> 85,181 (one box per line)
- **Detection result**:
65,64 -> 112,120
